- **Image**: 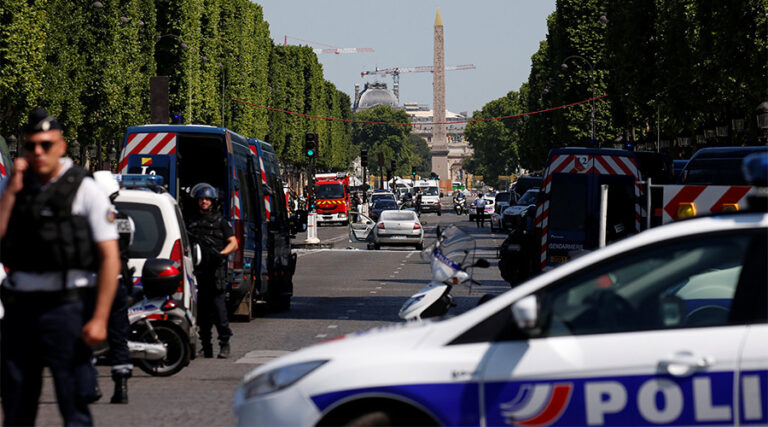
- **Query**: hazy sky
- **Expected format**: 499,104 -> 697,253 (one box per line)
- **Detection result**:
256,1 -> 556,116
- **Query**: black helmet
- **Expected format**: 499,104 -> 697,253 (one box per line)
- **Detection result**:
192,183 -> 217,200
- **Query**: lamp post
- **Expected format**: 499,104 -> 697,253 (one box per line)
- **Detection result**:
561,55 -> 596,147
108,145 -> 117,172
7,135 -> 17,160
756,101 -> 768,144
70,139 -> 81,165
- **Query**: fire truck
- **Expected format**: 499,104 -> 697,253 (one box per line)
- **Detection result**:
315,172 -> 351,225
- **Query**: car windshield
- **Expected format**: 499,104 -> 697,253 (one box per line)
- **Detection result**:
517,190 -> 539,205
495,192 -> 511,203
681,159 -> 749,185
422,225 -> 475,268
380,211 -> 416,221
422,187 -> 439,196
372,193 -> 394,202
315,183 -> 345,199
374,200 -> 398,209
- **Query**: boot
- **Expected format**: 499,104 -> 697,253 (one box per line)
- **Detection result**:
201,343 -> 214,358
218,342 -> 230,359
85,383 -> 102,404
110,370 -> 131,404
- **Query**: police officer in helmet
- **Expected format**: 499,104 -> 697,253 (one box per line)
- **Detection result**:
186,183 -> 238,359
0,108 -> 120,425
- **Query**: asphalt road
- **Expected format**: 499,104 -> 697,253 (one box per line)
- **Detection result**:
32,199 -> 511,426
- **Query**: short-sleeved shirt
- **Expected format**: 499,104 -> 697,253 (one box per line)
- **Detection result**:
476,198 -> 487,208
4,158 -> 119,292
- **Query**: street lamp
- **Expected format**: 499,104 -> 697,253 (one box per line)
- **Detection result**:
7,135 -> 17,159
561,55 -> 597,147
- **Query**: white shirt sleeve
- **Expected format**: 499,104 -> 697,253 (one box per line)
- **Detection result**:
72,177 -> 119,242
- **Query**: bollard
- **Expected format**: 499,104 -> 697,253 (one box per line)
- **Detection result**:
305,211 -> 320,244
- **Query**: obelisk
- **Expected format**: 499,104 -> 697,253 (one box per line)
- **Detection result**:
430,8 -> 450,185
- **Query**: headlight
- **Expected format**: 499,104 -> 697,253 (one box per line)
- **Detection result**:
242,360 -> 327,399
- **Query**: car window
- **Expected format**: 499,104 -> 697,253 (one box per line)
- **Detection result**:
517,190 -> 538,205
423,187 -> 439,196
374,200 -> 398,209
115,201 -> 167,258
495,192 -> 511,203
380,211 -> 416,221
537,232 -> 755,337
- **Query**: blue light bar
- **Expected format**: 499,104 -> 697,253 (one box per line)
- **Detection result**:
743,152 -> 768,187
115,174 -> 166,188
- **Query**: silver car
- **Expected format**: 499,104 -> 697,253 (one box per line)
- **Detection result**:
371,210 -> 424,250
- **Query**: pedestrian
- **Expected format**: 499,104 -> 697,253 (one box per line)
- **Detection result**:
0,108 -> 120,425
415,188 -> 422,214
475,193 -> 487,228
186,183 -> 238,359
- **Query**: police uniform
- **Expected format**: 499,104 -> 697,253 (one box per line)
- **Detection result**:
187,210 -> 234,358
1,158 -> 118,426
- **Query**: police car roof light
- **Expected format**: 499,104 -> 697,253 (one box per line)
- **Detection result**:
116,174 -> 166,189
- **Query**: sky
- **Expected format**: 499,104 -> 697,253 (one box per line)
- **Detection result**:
256,1 -> 556,117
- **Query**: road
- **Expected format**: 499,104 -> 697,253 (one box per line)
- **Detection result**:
33,202 -> 510,426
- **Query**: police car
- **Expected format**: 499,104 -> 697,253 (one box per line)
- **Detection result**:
234,160 -> 767,425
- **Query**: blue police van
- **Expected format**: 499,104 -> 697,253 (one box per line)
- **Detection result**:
118,125 -> 292,319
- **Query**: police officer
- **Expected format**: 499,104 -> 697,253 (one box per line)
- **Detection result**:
475,193 -> 487,227
186,183 -> 238,359
0,108 -> 120,425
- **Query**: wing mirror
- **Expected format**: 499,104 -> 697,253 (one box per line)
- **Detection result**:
192,243 -> 202,267
511,295 -> 539,335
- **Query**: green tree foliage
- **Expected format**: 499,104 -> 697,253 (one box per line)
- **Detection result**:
405,134 -> 431,176
351,106 -> 413,176
0,0 -> 354,171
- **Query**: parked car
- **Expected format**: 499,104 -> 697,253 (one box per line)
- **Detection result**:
496,188 -> 540,232
510,175 -> 543,202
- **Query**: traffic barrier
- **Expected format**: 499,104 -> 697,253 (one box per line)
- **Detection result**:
304,211 -> 320,244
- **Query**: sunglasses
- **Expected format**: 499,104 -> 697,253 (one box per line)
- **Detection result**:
24,141 -> 56,152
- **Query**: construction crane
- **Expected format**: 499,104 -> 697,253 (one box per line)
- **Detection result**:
283,35 -> 374,55
360,64 -> 476,86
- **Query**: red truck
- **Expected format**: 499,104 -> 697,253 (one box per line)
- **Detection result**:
315,172 -> 351,225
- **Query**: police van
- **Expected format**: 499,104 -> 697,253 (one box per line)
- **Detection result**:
118,125 -> 289,318
233,157 -> 767,426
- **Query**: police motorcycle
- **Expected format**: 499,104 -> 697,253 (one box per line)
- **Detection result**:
453,194 -> 467,215
398,226 -> 490,321
94,259 -> 194,376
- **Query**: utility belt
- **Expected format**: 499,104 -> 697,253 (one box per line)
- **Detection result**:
0,287 -> 95,307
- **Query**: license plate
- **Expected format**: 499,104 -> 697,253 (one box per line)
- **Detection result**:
390,235 -> 407,239
324,216 -> 332,220
550,255 -> 568,264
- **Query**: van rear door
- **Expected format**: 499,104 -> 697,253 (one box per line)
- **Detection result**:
118,131 -> 178,196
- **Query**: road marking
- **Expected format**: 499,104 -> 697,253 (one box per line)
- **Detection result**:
294,248 -> 420,256
380,282 -> 387,285
394,271 -> 399,274
406,252 -> 415,259
327,325 -> 338,329
316,334 -> 327,339
375,287 -> 382,289
370,291 -> 377,294
337,316 -> 349,320
235,350 -> 291,364
347,309 -> 357,313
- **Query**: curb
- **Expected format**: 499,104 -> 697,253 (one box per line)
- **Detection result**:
292,242 -> 335,249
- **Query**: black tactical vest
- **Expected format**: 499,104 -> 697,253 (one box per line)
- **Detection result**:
1,166 -> 98,273
187,211 -> 227,272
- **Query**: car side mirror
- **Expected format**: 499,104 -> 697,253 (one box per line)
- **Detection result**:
193,244 -> 202,267
511,295 -> 539,335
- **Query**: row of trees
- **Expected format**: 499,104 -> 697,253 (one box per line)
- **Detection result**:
0,0 -> 356,171
466,0 -> 767,185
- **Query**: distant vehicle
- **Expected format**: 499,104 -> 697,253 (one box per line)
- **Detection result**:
469,194 -> 495,221
635,151 -> 674,184
680,146 -> 767,185
510,175 -> 543,202
501,188 -> 540,231
673,159 -> 688,182
369,191 -> 397,208
315,172 -> 352,225
369,199 -> 399,221
417,185 -> 442,215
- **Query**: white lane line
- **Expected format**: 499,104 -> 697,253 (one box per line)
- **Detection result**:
370,291 -> 377,294
327,325 -> 338,329
380,282 -> 387,285
235,350 -> 291,364
394,271 -> 399,274
375,287 -> 382,290
316,334 -> 327,339
406,252 -> 415,259
337,316 -> 349,320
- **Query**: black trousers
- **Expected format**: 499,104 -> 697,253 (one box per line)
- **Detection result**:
196,275 -> 232,347
475,207 -> 485,227
106,282 -> 132,371
1,294 -> 94,426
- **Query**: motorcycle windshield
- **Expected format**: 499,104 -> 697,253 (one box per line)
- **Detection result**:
422,226 -> 475,281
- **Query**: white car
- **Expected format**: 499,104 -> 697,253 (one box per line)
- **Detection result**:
370,210 -> 424,250
235,211 -> 767,426
113,178 -> 199,326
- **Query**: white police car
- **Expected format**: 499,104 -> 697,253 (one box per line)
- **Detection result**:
234,208 -> 767,425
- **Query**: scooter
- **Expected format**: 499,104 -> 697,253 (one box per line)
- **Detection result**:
454,198 -> 467,215
399,226 -> 490,321
96,258 -> 194,377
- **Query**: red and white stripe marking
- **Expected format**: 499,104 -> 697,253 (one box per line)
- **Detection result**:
660,185 -> 751,224
255,150 -> 271,220
118,132 -> 177,173
0,152 -> 7,178
232,167 -> 241,220
536,154 -> 644,268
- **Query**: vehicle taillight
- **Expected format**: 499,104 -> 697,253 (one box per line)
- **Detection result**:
677,202 -> 696,219
233,220 -> 244,270
413,223 -> 421,230
377,223 -> 385,229
170,239 -> 184,294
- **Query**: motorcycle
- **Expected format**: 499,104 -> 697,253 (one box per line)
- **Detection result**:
453,198 -> 467,215
399,226 -> 490,321
95,258 -> 195,377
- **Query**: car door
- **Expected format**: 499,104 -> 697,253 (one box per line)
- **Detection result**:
478,230 -> 761,426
